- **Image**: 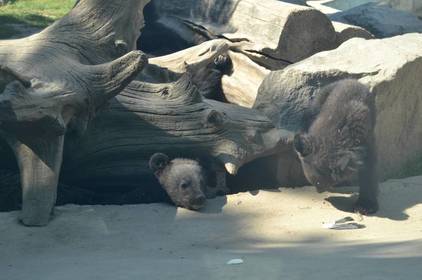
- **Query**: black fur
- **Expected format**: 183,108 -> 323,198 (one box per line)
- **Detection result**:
293,79 -> 378,214
188,54 -> 232,102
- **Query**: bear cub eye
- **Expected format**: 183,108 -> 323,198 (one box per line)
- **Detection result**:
180,180 -> 191,189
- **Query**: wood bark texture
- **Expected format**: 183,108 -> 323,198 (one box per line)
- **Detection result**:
0,0 -> 294,225
62,73 -> 292,193
0,0 -> 150,225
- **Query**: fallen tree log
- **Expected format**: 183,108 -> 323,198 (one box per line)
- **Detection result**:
0,0 -> 150,226
220,51 -> 270,107
0,1 -> 294,224
0,46 -> 293,211
141,39 -> 266,106
140,39 -> 230,83
145,0 -> 338,68
61,73 -> 292,194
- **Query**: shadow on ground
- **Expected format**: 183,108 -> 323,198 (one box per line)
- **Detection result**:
325,177 -> 422,221
0,14 -> 49,39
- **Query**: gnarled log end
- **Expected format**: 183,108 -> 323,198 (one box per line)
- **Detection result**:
85,50 -> 148,106
150,39 -> 230,73
224,162 -> 239,175
0,65 -> 31,92
60,0 -> 151,57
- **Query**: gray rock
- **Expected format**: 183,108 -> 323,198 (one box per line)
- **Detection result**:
330,2 -> 422,38
278,0 -> 308,5
381,0 -> 422,17
254,33 -> 422,179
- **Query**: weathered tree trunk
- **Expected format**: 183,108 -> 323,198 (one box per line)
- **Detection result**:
140,39 -> 230,83
0,0 -> 297,225
0,0 -> 149,226
4,134 -> 64,224
62,73 -> 292,190
220,51 -> 270,108
147,0 -> 338,67
0,48 -> 292,210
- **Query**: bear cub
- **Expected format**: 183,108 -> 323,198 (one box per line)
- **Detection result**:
293,79 -> 378,214
149,153 -> 207,210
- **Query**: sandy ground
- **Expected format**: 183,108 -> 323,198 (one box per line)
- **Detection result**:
1,176 -> 422,280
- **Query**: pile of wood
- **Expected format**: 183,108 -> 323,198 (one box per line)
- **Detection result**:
0,0 -> 292,226
1,0 -> 421,226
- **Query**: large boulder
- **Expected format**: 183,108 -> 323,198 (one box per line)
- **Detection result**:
254,33 -> 422,180
330,2 -> 422,38
382,0 -> 422,17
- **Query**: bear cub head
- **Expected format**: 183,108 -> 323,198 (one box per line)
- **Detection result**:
149,153 -> 207,210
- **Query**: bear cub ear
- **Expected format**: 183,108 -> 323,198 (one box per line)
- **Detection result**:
149,153 -> 170,173
293,134 -> 314,157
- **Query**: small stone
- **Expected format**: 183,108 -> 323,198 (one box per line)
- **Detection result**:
227,258 -> 244,265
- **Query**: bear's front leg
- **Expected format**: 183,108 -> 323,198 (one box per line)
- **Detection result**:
354,140 -> 379,215
204,163 -> 230,199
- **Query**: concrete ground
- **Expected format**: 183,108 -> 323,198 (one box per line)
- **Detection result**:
1,176 -> 422,280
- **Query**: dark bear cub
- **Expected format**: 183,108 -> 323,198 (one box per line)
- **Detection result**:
293,79 -> 378,214
188,54 -> 233,102
149,153 -> 207,210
